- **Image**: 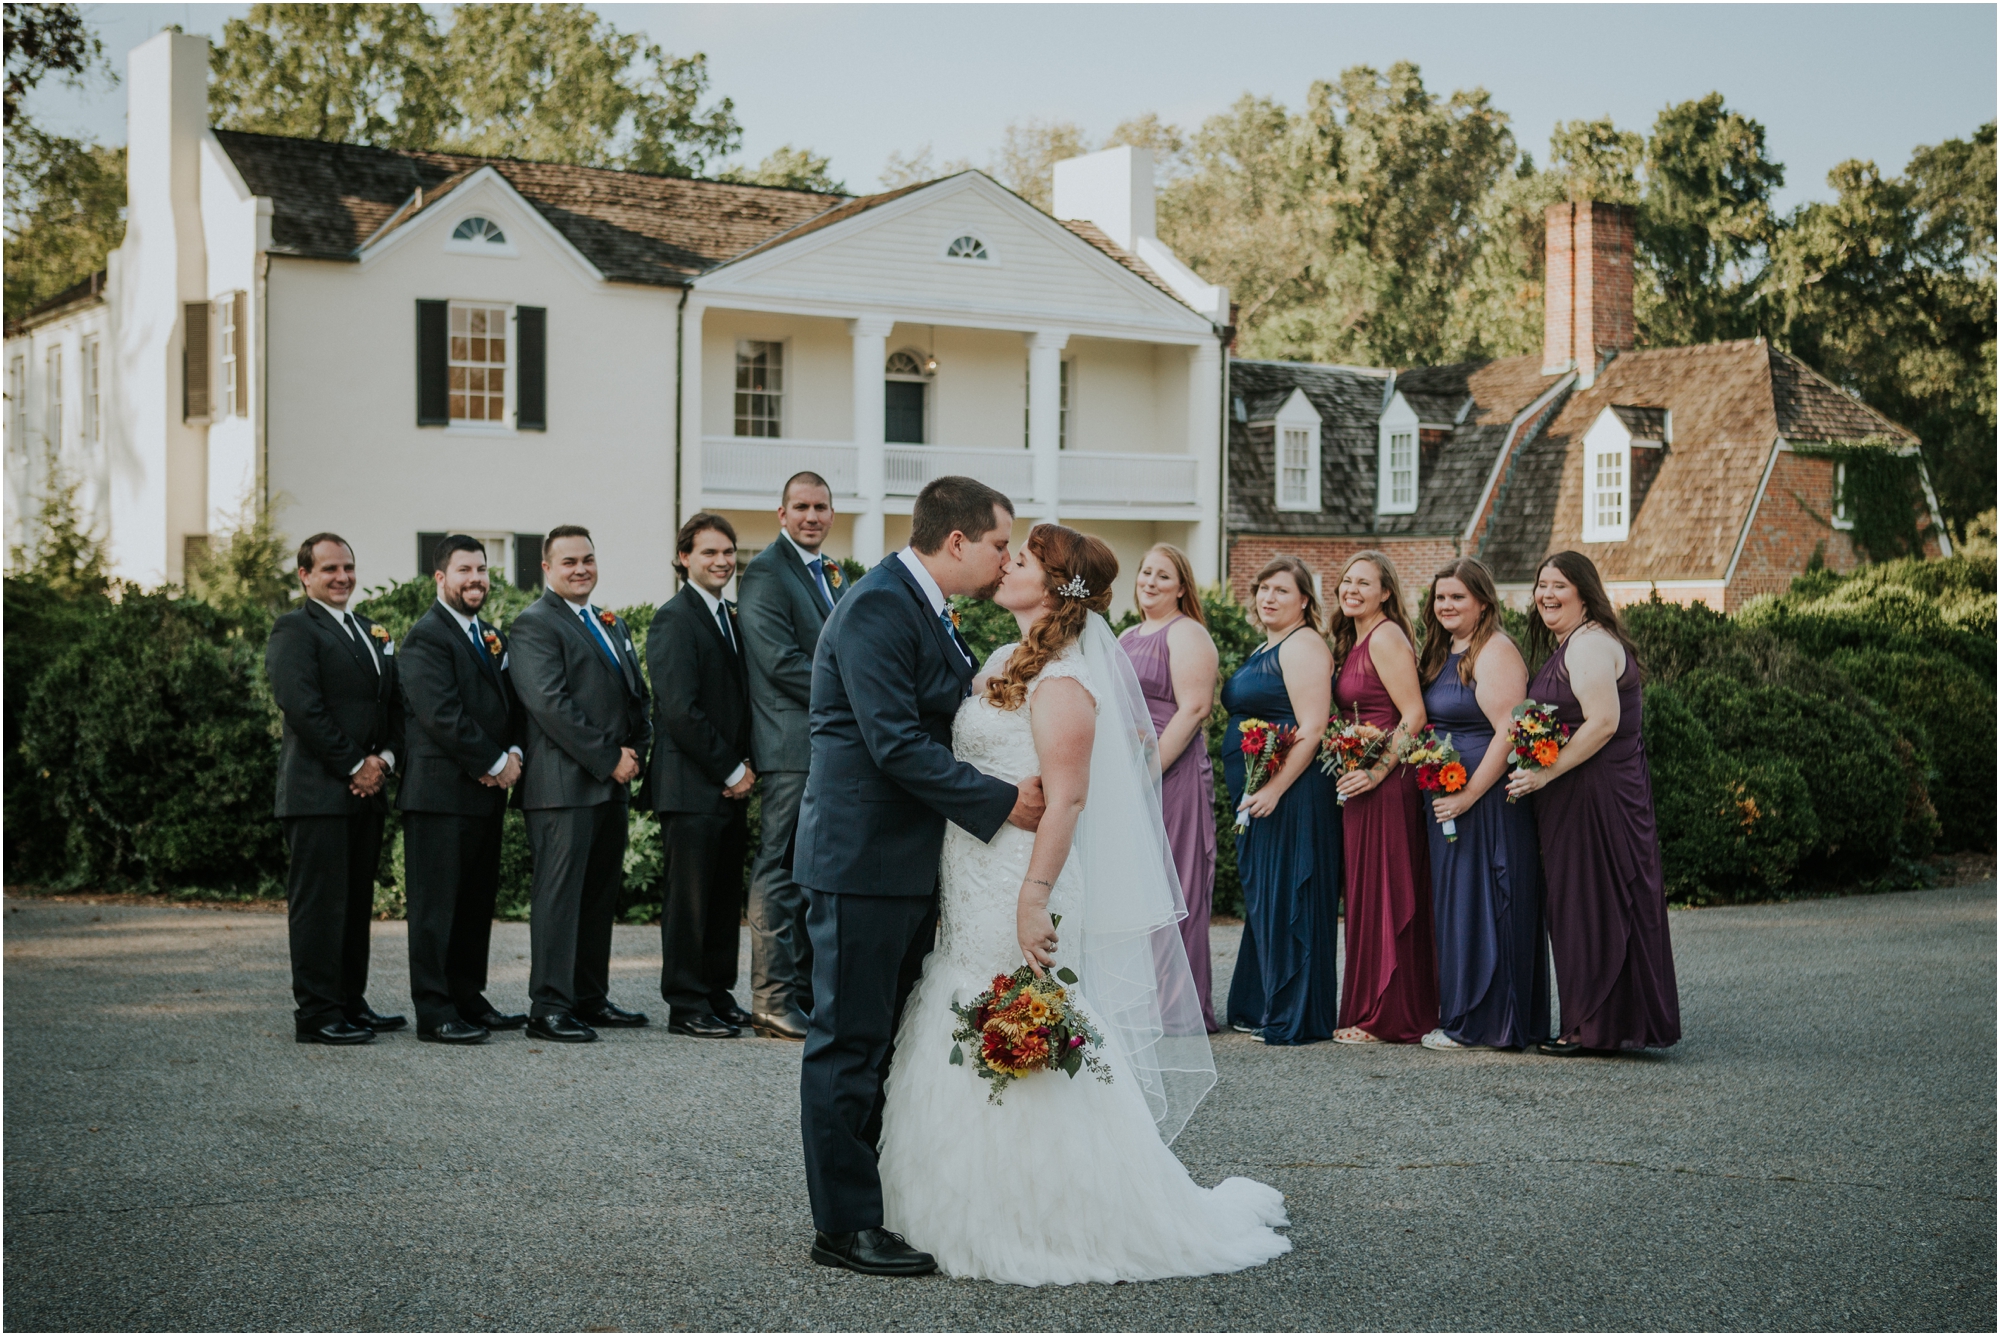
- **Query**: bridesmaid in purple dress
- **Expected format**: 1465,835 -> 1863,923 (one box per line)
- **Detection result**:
1119,544 -> 1222,1032
1507,552 -> 1681,1054
1328,551 -> 1438,1045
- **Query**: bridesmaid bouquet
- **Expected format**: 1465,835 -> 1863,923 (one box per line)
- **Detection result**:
948,918 -> 1111,1103
1505,700 -> 1571,802
1234,717 -> 1300,828
1320,707 -> 1392,806
1402,729 -> 1469,841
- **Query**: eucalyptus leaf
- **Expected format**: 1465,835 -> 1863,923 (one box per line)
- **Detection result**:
1056,966 -> 1078,984
949,1044 -> 963,1066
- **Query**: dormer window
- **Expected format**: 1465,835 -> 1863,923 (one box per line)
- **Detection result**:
452,217 -> 507,245
1268,387 -> 1323,513
1582,406 -> 1635,542
944,235 -> 991,262
1376,390 -> 1420,515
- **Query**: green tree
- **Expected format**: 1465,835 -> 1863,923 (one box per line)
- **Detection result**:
208,3 -> 451,147
439,4 -> 739,175
3,122 -> 124,319
1764,124 -> 1996,534
721,145 -> 845,194
185,493 -> 296,618
4,1 -> 105,125
9,446 -> 111,600
986,117 -> 1091,210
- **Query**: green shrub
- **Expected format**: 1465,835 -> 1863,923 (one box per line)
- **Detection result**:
1826,647 -> 1993,850
3,578 -> 110,881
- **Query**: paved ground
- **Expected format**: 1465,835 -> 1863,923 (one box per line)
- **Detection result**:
4,883 -> 1993,1332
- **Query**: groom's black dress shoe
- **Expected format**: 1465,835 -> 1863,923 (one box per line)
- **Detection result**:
713,999 -> 753,1028
346,1007 -> 407,1032
577,1002 -> 649,1028
419,1020 -> 490,1045
811,1229 -> 936,1277
526,1012 -> 597,1043
751,1008 -> 809,1041
463,1007 -> 528,1031
669,1012 -> 740,1039
296,1020 -> 375,1046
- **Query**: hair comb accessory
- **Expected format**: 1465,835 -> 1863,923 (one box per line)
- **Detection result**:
1057,573 -> 1091,600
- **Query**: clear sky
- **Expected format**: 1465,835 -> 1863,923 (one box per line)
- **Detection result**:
25,3 -> 1998,212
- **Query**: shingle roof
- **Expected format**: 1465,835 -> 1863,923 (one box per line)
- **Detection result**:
1474,340 -> 1918,583
212,130 -> 848,285
1057,220 -> 1188,307
1611,405 -> 1668,443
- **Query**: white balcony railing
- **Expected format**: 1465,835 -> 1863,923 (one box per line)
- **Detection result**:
701,436 -> 858,497
884,446 -> 1036,498
1060,451 -> 1200,507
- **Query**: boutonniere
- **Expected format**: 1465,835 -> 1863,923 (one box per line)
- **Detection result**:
368,624 -> 390,646
949,608 -> 962,630
824,563 -> 843,589
482,628 -> 502,658
597,609 -> 617,629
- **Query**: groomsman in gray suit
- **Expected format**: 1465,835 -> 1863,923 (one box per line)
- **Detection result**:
735,471 -> 845,1041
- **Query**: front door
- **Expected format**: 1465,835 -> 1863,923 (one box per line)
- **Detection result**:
885,380 -> 925,444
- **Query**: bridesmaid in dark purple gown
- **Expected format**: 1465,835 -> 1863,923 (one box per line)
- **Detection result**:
1328,551 -> 1438,1045
1119,544 -> 1222,1032
1508,551 -> 1681,1054
1416,558 -> 1549,1051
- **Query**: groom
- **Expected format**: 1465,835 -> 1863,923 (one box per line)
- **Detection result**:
796,476 -> 1045,1276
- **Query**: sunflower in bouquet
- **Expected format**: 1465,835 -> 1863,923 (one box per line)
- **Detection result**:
1320,706 -> 1393,806
1402,727 -> 1470,840
948,916 -> 1111,1103
1505,700 -> 1570,802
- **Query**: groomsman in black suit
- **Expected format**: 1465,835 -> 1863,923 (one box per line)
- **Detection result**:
645,513 -> 757,1039
396,535 -> 529,1045
735,472 -> 844,1041
266,533 -> 406,1045
507,526 -> 652,1043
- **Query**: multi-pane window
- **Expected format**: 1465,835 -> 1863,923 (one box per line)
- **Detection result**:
1832,462 -> 1853,529
82,340 -> 100,444
218,300 -> 238,417
45,347 -> 63,449
1385,430 -> 1415,509
1279,428 -> 1313,507
734,340 -> 783,437
1022,358 -> 1073,448
1592,449 -> 1626,534
448,303 -> 508,423
945,235 -> 990,261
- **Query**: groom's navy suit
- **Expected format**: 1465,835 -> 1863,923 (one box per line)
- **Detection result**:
795,554 -> 1018,1235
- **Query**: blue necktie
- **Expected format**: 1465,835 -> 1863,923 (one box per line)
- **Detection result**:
579,606 -> 621,671
809,557 -> 834,611
941,609 -> 973,665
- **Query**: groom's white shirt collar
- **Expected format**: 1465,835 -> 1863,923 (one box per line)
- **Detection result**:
896,548 -> 948,617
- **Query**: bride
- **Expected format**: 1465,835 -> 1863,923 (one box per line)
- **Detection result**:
877,523 -> 1291,1285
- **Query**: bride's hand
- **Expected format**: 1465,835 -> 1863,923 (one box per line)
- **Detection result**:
1017,895 -> 1058,978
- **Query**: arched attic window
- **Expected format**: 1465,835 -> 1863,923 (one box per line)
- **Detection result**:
885,349 -> 934,378
452,216 -> 508,245
944,234 -> 991,261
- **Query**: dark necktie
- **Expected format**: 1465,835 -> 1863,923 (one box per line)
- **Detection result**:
808,557 -> 834,611
716,602 -> 736,653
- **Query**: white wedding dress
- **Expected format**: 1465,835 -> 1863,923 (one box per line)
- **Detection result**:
877,633 -> 1291,1286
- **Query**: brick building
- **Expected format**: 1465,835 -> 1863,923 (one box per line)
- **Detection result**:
1225,201 -> 1951,611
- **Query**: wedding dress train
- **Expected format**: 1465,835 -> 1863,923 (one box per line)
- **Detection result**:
876,635 -> 1291,1286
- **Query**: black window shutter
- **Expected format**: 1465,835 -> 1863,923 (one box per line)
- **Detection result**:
516,305 -> 547,430
417,531 -> 445,578
183,302 -> 211,421
416,300 -> 448,426
514,533 -> 544,590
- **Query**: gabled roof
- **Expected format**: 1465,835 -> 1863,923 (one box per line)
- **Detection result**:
1610,405 -> 1669,443
212,130 -> 847,286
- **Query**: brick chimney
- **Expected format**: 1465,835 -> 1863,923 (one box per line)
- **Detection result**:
1542,201 -> 1635,385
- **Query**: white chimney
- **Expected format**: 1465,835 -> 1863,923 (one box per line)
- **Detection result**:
1052,145 -> 1228,325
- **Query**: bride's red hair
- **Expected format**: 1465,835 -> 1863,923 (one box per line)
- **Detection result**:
984,524 -> 1117,711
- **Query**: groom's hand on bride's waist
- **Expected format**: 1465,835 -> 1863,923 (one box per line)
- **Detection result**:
1007,775 -> 1046,832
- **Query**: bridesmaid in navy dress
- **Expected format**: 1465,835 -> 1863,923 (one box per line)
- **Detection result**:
1221,556 -> 1340,1045
1416,558 -> 1550,1051
1508,551 -> 1680,1054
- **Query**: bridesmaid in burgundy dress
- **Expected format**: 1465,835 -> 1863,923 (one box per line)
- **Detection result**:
1119,544 -> 1222,1031
1329,551 -> 1439,1044
1508,552 -> 1681,1053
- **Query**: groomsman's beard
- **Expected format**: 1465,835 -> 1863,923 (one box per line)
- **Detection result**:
442,584 -> 488,616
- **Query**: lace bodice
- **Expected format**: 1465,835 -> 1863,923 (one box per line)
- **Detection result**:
935,643 -> 1097,980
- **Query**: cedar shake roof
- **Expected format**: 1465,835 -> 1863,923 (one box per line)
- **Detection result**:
1056,219 -> 1187,306
1611,405 -> 1668,443
1228,354 -> 1562,539
1475,340 -> 1920,583
213,130 -> 847,285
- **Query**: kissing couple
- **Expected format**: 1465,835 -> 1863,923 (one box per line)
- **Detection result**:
793,476 -> 1291,1285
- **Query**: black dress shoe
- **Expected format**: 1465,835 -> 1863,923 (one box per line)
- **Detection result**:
668,1013 -> 740,1039
1538,1038 -> 1590,1056
296,1020 -> 375,1046
713,998 -> 753,1028
462,1007 -> 528,1031
577,1001 -> 649,1028
811,1228 -> 936,1276
525,1013 -> 598,1043
419,1019 -> 490,1045
751,1008 -> 809,1041
347,1007 -> 407,1032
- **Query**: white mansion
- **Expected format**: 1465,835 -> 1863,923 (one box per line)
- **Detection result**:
4,31 -> 1230,610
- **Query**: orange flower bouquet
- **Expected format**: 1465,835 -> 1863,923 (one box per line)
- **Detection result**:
948,917 -> 1110,1103
1234,717 -> 1300,828
1319,707 -> 1392,806
1506,700 -> 1570,803
1402,728 -> 1469,841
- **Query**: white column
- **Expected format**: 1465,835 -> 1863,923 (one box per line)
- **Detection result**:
1026,329 -> 1068,519
849,314 -> 895,562
677,300 -> 705,531
1187,339 -> 1223,585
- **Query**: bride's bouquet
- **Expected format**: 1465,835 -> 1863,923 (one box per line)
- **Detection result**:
1233,717 -> 1300,828
1320,706 -> 1392,806
1402,728 -> 1469,841
949,917 -> 1111,1103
